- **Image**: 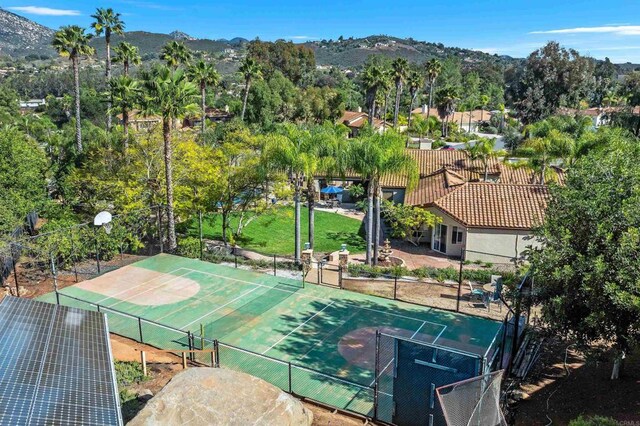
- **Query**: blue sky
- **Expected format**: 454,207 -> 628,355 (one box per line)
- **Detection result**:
3,0 -> 640,62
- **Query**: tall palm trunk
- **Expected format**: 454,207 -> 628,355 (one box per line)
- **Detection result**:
200,83 -> 207,135
382,93 -> 389,129
162,117 -> 177,250
427,79 -> 436,119
407,91 -> 417,129
241,78 -> 251,121
307,181 -> 315,248
373,186 -> 382,265
72,56 -> 83,153
365,183 -> 374,266
393,82 -> 402,128
123,108 -> 129,149
294,185 -> 301,263
106,31 -> 112,131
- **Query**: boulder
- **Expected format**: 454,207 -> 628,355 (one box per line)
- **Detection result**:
128,368 -> 313,426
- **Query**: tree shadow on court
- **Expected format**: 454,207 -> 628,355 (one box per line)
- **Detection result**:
271,297 -> 488,388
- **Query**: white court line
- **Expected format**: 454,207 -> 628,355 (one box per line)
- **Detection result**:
431,325 -> 448,345
106,270 -> 193,309
94,267 -> 187,304
262,301 -> 335,355
180,267 -> 447,330
370,358 -> 395,387
180,285 -> 262,329
410,321 -> 427,340
152,278 -> 242,322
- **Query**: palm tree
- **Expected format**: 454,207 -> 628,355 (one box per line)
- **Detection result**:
160,41 -> 192,69
518,129 -> 572,184
380,69 -> 393,128
347,130 -> 417,265
391,58 -> 408,128
187,60 -> 221,135
239,56 -> 262,121
113,41 -> 141,76
464,137 -> 507,181
91,8 -> 125,131
109,75 -> 141,146
436,86 -> 459,138
406,70 -> 423,129
263,124 -> 311,263
425,59 -> 442,120
362,62 -> 387,128
52,26 -> 95,153
141,66 -> 198,250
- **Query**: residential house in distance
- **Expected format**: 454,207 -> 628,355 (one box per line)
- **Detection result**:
338,110 -> 388,137
183,106 -> 233,128
411,105 -> 494,133
19,98 -> 46,113
116,110 -> 162,131
558,106 -> 640,128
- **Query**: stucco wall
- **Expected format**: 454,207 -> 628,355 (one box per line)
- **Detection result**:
465,228 -> 540,263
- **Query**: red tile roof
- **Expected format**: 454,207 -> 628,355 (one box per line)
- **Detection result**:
432,183 -> 549,230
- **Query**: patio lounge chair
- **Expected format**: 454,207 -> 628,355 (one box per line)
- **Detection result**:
468,282 -> 485,302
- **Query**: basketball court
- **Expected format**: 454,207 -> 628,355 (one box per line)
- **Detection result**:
38,253 -> 502,415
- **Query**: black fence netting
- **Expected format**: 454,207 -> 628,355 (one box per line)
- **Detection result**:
374,332 -> 484,425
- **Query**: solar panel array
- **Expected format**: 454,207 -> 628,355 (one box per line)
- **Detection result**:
0,297 -> 122,425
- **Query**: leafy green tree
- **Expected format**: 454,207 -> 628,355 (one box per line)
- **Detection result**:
347,130 -> 417,265
529,138 -> 640,379
517,42 -> 595,123
109,76 -> 141,145
0,128 -> 48,233
618,71 -> 640,135
382,201 -> 440,246
239,56 -> 262,121
187,60 -> 221,135
141,66 -> 198,250
592,57 -> 617,107
52,25 -> 95,152
246,39 -> 315,85
113,41 -> 141,77
391,58 -> 409,128
91,7 -> 125,130
160,41 -> 192,69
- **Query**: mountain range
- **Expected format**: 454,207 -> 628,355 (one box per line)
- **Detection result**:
1,8 -> 638,72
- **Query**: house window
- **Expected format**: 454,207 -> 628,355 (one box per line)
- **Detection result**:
451,226 -> 463,244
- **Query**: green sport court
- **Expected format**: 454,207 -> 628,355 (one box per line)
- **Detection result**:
39,253 -> 502,415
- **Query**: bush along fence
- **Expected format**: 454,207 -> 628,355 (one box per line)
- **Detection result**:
55,292 -> 375,418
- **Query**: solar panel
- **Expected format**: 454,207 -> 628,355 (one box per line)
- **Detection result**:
0,297 -> 123,426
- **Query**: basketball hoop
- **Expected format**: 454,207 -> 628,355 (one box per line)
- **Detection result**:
103,222 -> 113,235
94,211 -> 113,234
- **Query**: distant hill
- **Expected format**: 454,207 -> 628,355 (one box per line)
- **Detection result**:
305,35 -> 520,69
90,31 -> 247,60
0,8 -> 55,57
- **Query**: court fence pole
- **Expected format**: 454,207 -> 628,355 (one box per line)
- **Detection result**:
198,210 -> 204,261
138,318 -> 144,344
157,205 -> 164,254
50,253 -> 58,294
338,266 -> 343,289
213,340 -> 220,367
11,254 -> 19,297
273,254 -> 276,276
317,263 -> 320,284
288,362 -> 292,394
70,231 -> 79,282
234,254 -> 238,268
393,276 -> 397,300
456,246 -> 466,312
373,329 -> 380,420
187,331 -> 193,361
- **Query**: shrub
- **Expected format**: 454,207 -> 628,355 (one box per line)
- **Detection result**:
177,236 -> 201,259
568,416 -> 618,426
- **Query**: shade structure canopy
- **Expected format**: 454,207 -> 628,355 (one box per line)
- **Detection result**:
321,186 -> 344,194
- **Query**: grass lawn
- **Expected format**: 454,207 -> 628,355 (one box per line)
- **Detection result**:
183,206 -> 366,255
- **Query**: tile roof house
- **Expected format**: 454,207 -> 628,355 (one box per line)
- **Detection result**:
376,150 -> 554,263
411,106 -> 494,133
338,110 -> 388,137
